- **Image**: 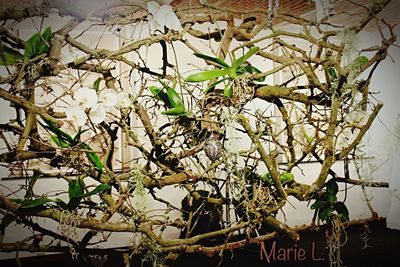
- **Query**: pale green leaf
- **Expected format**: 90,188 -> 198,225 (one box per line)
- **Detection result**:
185,69 -> 231,82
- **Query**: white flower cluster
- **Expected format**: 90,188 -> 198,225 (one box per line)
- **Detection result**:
66,87 -> 131,127
147,1 -> 183,33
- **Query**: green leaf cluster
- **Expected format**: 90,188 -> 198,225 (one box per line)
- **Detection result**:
150,81 -> 186,116
185,46 -> 264,96
1,27 -> 52,65
12,182 -> 110,211
261,172 -> 294,187
67,179 -> 110,210
311,179 -> 349,222
40,119 -> 103,171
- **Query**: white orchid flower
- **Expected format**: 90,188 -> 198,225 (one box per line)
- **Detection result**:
117,92 -> 131,108
99,88 -> 118,107
89,104 -> 106,124
347,110 -> 368,125
66,106 -> 87,127
74,87 -> 98,108
147,1 -> 183,33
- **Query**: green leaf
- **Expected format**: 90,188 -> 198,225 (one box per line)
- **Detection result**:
38,26 -> 52,55
0,44 -> 22,65
92,78 -> 101,92
72,127 -> 89,144
50,135 -> 70,148
80,143 -> 103,171
334,201 -> 349,221
24,26 -> 52,60
311,200 -> 330,210
203,78 -> 228,93
193,52 -> 230,68
318,206 -> 333,221
279,172 -> 294,185
355,56 -> 369,66
328,67 -> 339,81
326,179 -> 339,203
231,46 -> 260,70
165,86 -> 184,109
40,119 -> 74,144
81,184 -> 111,198
67,182 -> 110,210
261,173 -> 273,185
19,197 -> 54,209
161,106 -> 186,116
87,151 -> 103,170
68,178 -> 85,210
224,83 -> 233,98
24,32 -> 40,59
149,86 -> 172,107
302,128 -> 313,144
185,68 -> 231,82
68,179 -> 85,200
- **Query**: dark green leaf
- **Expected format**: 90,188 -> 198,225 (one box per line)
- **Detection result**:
185,69 -> 231,82
0,44 -> 22,65
328,67 -> 339,80
24,32 -> 40,59
24,27 -> 52,60
224,83 -> 233,98
318,206 -> 333,221
80,143 -> 103,171
334,201 -> 349,221
326,179 -> 338,203
72,127 -> 89,144
87,151 -> 103,170
68,179 -> 85,200
193,52 -> 230,68
165,86 -> 184,109
37,26 -> 52,55
327,193 -> 337,204
311,200 -> 330,210
40,119 -> 74,144
92,78 -> 101,92
231,46 -> 260,70
50,135 -> 70,148
19,197 -> 54,209
149,86 -> 171,107
81,184 -> 111,198
68,179 -> 85,210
